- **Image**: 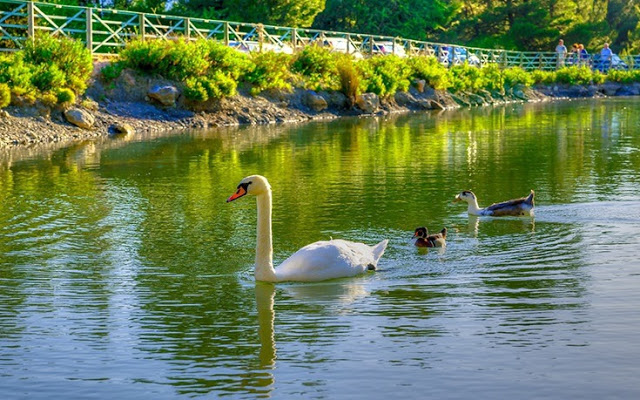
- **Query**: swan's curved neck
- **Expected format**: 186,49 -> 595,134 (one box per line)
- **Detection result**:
466,198 -> 483,215
255,191 -> 278,282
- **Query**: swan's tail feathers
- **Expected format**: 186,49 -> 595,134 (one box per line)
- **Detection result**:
371,239 -> 389,264
526,190 -> 535,206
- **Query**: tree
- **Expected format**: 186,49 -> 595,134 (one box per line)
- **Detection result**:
312,0 -> 459,41
173,0 -> 326,27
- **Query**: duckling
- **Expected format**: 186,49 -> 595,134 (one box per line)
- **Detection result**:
413,227 -> 447,248
454,190 -> 535,216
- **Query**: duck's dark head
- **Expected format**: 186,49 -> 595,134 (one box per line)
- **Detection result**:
413,227 -> 428,239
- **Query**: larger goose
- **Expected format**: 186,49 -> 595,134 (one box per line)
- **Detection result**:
454,190 -> 535,216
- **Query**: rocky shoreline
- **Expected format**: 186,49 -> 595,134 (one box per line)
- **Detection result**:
1,66 -> 639,150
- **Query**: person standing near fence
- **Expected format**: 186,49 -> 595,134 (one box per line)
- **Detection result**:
556,39 -> 567,69
600,43 -> 613,72
579,44 -> 589,66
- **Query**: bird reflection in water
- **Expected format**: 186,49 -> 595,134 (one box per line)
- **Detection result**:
255,282 -> 276,368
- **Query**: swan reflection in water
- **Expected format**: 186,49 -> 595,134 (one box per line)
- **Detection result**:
256,282 -> 277,367
254,280 -> 371,368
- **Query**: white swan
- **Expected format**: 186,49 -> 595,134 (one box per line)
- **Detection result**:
227,175 -> 389,282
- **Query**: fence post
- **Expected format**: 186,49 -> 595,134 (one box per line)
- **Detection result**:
346,33 -> 351,54
86,8 -> 93,53
185,17 -> 190,40
139,13 -> 145,40
27,1 -> 35,41
257,23 -> 264,52
369,35 -> 374,55
224,22 -> 229,46
292,28 -> 297,53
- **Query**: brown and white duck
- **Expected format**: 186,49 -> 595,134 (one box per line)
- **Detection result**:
453,190 -> 535,216
413,227 -> 447,248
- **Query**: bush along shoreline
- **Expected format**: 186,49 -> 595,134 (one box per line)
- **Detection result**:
1,36 -> 640,147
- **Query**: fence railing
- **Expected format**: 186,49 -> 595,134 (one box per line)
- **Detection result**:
1,0 -> 639,72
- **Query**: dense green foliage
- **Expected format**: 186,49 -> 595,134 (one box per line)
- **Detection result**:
111,39 -> 251,101
104,38 -> 640,104
0,83 -> 10,108
357,56 -> 412,97
0,34 -> 92,107
291,46 -> 339,91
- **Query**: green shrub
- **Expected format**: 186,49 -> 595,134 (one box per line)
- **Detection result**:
202,40 -> 251,81
0,53 -> 34,95
555,66 -> 594,85
480,63 -> 504,92
245,52 -> 293,95
117,39 -> 248,102
407,56 -> 452,90
0,82 -> 10,108
31,63 -> 66,92
291,45 -> 339,90
40,92 -> 58,107
357,55 -> 411,97
531,69 -> 556,84
502,66 -> 534,88
57,88 -> 76,105
101,62 -> 125,82
23,34 -> 93,94
336,55 -> 360,105
606,69 -> 640,84
450,63 -> 484,92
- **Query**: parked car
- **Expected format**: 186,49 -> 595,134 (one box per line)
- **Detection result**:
371,41 -> 407,57
321,38 -> 364,59
437,46 -> 480,66
228,40 -> 293,54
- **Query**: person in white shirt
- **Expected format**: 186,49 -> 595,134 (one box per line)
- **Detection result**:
555,39 -> 567,69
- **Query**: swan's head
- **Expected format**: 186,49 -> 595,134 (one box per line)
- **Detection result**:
413,227 -> 428,239
454,190 -> 476,204
227,175 -> 271,202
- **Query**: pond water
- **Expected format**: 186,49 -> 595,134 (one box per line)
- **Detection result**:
1,98 -> 640,399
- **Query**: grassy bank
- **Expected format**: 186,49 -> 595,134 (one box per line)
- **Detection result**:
1,36 -> 640,111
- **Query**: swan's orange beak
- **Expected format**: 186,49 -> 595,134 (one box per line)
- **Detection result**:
453,194 -> 461,203
227,186 -> 247,202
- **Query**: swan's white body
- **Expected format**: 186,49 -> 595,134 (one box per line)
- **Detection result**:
228,175 -> 388,283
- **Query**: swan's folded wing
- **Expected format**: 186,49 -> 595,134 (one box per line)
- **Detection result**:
275,240 -> 375,282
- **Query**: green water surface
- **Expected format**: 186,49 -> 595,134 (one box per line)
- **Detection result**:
1,98 -> 639,399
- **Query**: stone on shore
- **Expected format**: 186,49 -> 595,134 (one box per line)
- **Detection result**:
64,108 -> 95,129
304,90 -> 328,112
356,93 -> 379,113
111,122 -> 135,136
148,85 -> 179,107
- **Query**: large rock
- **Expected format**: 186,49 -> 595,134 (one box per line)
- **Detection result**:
356,93 -> 379,113
601,82 -> 622,96
64,108 -> 95,129
303,90 -> 328,112
148,85 -> 179,106
111,122 -> 135,136
394,91 -> 414,106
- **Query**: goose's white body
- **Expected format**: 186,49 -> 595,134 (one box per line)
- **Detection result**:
228,175 -> 388,283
